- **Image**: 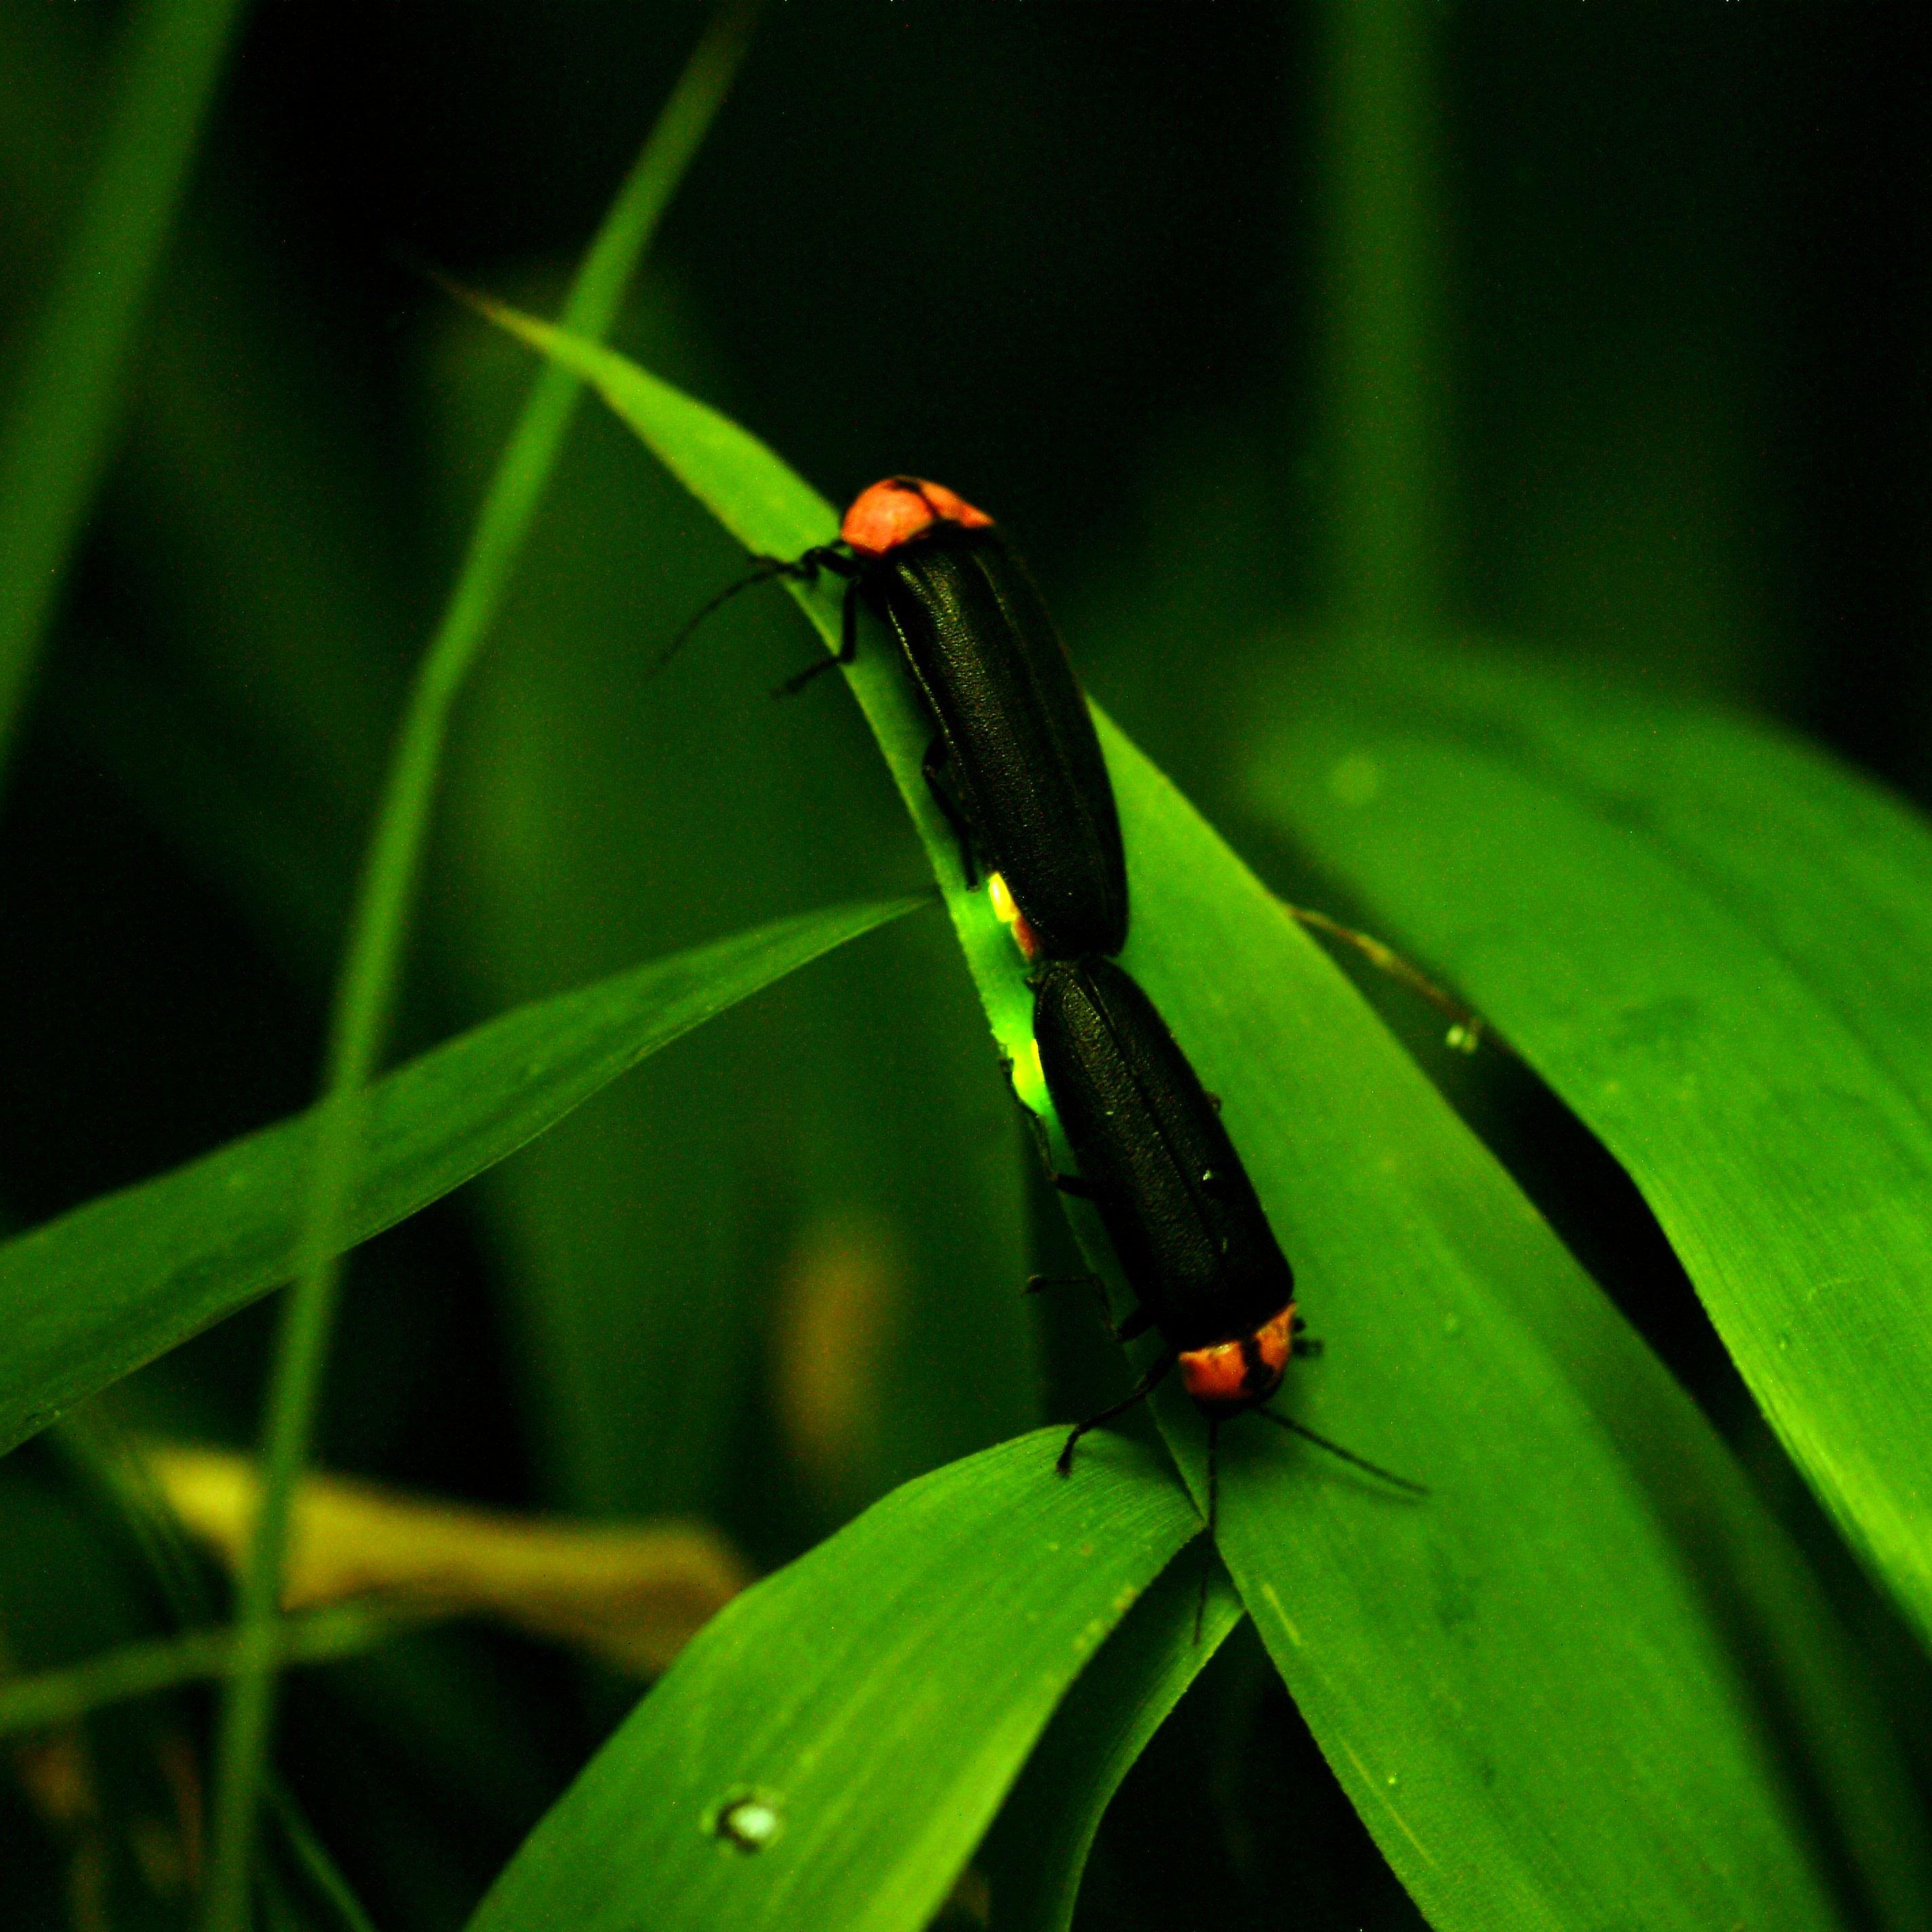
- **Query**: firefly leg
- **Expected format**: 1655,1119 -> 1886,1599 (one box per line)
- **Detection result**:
1025,1274 -> 1153,1343
786,544 -> 861,588
1011,1094 -> 1100,1203
921,733 -> 980,888
1010,1094 -> 1085,1195
1056,1351 -> 1177,1475
775,650 -> 843,699
836,573 -> 861,662
773,558 -> 865,697
1026,1269 -> 1113,1335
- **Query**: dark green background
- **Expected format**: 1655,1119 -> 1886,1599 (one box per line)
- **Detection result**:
1,5 -> 1927,1928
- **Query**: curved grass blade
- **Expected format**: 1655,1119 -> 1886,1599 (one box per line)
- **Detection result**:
266,1785 -> 383,1932
1252,646 -> 1932,1653
465,1431 -> 1198,1932
471,328 -> 1932,1930
978,1547 -> 1243,1932
204,11 -> 770,1924
0,899 -> 916,1458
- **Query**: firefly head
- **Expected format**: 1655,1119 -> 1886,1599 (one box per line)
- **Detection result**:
840,477 -> 994,560
1177,1305 -> 1294,1417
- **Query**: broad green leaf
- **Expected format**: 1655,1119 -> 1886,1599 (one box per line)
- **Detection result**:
1106,721 -> 1932,1932
484,324 -> 1932,1931
0,899 -> 915,1456
978,1547 -> 1243,1932
465,1431 -> 1198,1932
1250,646 -> 1932,1650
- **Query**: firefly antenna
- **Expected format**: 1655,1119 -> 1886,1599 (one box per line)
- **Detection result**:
649,555 -> 803,679
1254,1408 -> 1427,1494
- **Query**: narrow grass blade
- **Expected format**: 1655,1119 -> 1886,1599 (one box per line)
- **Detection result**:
1253,644 -> 1932,1652
465,331 -> 1932,1929
465,1431 -> 1198,1932
204,9 -> 765,1923
1317,0 -> 1444,630
265,1785 -> 384,1932
46,1411 -> 387,1932
978,1547 -> 1243,1932
0,1602 -> 410,1739
0,899 -> 916,1458
0,0 -> 250,767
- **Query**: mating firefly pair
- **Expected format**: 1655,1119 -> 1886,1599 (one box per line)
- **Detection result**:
696,475 -> 1407,1493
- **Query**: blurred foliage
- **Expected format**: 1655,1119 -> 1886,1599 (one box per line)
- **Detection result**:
152,1444 -> 751,1677
2,4 -> 1929,1930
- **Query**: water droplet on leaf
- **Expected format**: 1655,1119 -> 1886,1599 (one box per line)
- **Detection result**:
713,1791 -> 783,1853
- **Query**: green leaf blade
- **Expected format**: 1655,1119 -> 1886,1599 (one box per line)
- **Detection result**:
979,1549 -> 1242,1932
465,1431 -> 1199,1932
1104,718 -> 1931,1932
1250,647 -> 1932,1650
0,898 -> 916,1454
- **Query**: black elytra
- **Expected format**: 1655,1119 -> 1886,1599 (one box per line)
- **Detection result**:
1030,957 -> 1296,1380
1030,957 -> 1425,1531
786,489 -> 1129,963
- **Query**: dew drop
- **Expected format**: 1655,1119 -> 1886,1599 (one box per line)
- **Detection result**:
713,1791 -> 783,1854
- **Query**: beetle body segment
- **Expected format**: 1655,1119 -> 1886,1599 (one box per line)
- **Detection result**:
1031,957 -> 1296,1415
866,521 -> 1127,959
834,480 -> 1127,961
